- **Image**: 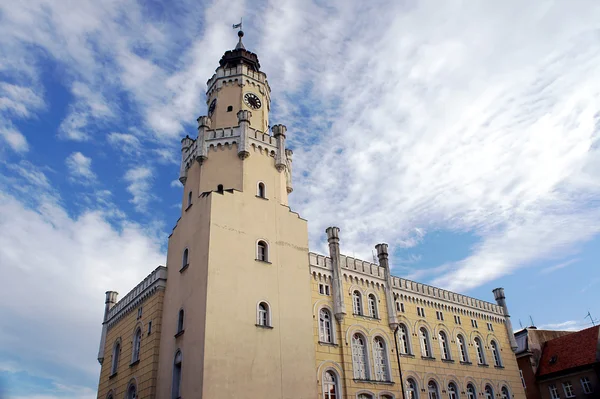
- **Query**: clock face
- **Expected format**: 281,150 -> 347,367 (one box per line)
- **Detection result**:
243,92 -> 262,110
208,99 -> 217,115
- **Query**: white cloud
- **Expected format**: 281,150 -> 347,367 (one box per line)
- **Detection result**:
540,258 -> 580,275
107,132 -> 142,154
124,166 -> 154,212
171,179 -> 181,188
0,125 -> 28,153
65,152 -> 96,183
537,320 -> 586,331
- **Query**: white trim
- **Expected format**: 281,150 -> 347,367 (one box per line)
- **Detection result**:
256,300 -> 272,327
256,239 -> 269,262
131,326 -> 142,363
318,306 -> 336,344
124,378 -> 138,399
379,392 -> 395,399
372,335 -> 391,382
351,331 -> 371,380
322,368 -> 341,399
356,390 -> 375,399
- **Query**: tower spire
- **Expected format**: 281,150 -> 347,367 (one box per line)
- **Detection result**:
233,19 -> 245,50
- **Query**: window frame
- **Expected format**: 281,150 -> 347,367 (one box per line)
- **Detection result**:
181,248 -> 189,271
126,380 -> 137,399
484,385 -> 494,399
581,377 -> 593,394
172,350 -> 182,399
322,369 -> 340,399
352,291 -> 363,315
368,294 -> 378,318
176,309 -> 184,335
372,336 -> 390,382
457,334 -> 469,363
319,307 -> 334,344
474,337 -> 486,364
419,327 -> 432,358
398,323 -> 412,355
110,340 -> 120,375
438,331 -> 450,360
549,384 -> 559,399
187,191 -> 192,208
427,380 -> 440,399
501,386 -> 510,399
256,301 -> 271,327
447,382 -> 458,399
351,332 -> 370,380
406,378 -> 419,399
131,327 -> 142,363
491,340 -> 502,366
256,181 -> 267,198
466,383 -> 476,399
562,381 -> 575,398
256,240 -> 269,262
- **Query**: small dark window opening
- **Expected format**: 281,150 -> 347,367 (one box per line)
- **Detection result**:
258,182 -> 265,198
187,191 -> 192,207
182,248 -> 189,269
177,309 -> 184,333
217,184 -> 223,192
257,241 -> 268,262
148,320 -> 152,335
227,105 -> 233,112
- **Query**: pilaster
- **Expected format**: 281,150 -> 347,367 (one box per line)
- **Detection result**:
326,227 -> 346,322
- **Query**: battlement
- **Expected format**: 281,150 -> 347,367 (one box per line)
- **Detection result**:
308,252 -> 504,316
206,64 -> 270,96
104,266 -> 167,328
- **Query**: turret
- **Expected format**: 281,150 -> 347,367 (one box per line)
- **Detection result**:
285,149 -> 294,193
97,291 -> 118,364
196,116 -> 211,161
237,110 -> 252,159
179,136 -> 195,184
326,227 -> 346,321
375,243 -> 398,330
493,287 -> 519,352
272,124 -> 287,172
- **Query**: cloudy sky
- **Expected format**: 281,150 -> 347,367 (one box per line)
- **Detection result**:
1,0 -> 600,397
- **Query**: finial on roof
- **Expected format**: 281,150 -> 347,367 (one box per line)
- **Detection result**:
232,19 -> 245,50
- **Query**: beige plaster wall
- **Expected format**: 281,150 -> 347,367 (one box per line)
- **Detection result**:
97,290 -> 164,399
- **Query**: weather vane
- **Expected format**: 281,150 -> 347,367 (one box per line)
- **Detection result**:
232,19 -> 243,32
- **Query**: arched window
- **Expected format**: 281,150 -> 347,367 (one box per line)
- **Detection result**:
398,323 -> 411,354
172,350 -> 182,399
182,248 -> 189,269
353,291 -> 363,315
491,340 -> 502,366
106,391 -> 114,399
217,184 -> 223,192
227,105 -> 233,112
358,394 -> 374,399
474,337 -> 485,364
457,334 -> 468,362
438,331 -> 450,360
501,386 -> 510,399
419,327 -> 432,358
319,308 -> 333,343
466,384 -> 476,399
428,380 -> 439,399
447,382 -> 458,399
381,395 -> 394,399
322,370 -> 338,399
257,240 -> 268,262
351,333 -> 368,380
132,328 -> 142,362
111,341 -> 120,375
257,182 -> 266,198
177,309 -> 184,334
484,385 -> 494,399
406,378 -> 418,399
127,382 -> 137,399
368,294 -> 378,318
187,191 -> 192,207
373,337 -> 389,381
257,302 -> 270,327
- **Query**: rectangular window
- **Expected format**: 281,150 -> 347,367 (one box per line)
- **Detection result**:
319,284 -> 324,295
581,377 -> 593,394
396,302 -> 400,311
549,385 -> 560,399
137,307 -> 142,320
148,320 -> 152,335
519,370 -> 526,388
401,303 -> 405,312
487,322 -> 494,331
471,319 -> 478,328
325,285 -> 330,295
454,315 -> 461,325
562,382 -> 575,398
417,307 -> 425,317
435,311 -> 444,321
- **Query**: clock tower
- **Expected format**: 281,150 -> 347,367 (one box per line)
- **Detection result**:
205,30 -> 270,133
156,30 -> 317,399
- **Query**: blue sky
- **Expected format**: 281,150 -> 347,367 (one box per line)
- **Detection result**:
1,0 -> 600,398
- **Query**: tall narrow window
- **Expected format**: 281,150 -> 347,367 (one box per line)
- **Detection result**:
466,384 -> 476,399
520,370 -> 526,388
172,350 -> 182,399
398,324 -> 410,354
474,337 -> 485,364
484,385 -> 494,399
368,294 -> 378,318
562,382 -> 574,398
257,240 -> 268,262
358,394 -> 374,399
447,383 -> 458,399
581,377 -> 593,394
491,340 -> 502,366
323,370 -> 338,399
428,381 -> 439,399
177,309 -> 184,334
132,328 -> 142,363
438,331 -> 450,360
353,291 -> 362,315
457,334 -> 468,362
319,308 -> 333,343
501,386 -> 510,399
257,182 -> 266,198
127,383 -> 137,399
111,341 -> 120,375
406,379 -> 418,399
187,191 -> 192,207
351,333 -> 368,380
257,302 -> 270,327
549,385 -> 559,399
373,337 -> 389,382
182,248 -> 189,269
419,327 -> 432,358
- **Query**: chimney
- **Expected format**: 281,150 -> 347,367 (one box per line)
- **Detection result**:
493,288 -> 519,352
326,227 -> 346,321
97,291 -> 119,364
376,243 -> 398,330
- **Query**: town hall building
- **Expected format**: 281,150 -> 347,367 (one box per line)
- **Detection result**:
95,30 -> 526,399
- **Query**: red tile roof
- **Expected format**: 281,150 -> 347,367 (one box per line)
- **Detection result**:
537,325 -> 599,377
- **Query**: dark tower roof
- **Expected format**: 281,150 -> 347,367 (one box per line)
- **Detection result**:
218,30 -> 261,72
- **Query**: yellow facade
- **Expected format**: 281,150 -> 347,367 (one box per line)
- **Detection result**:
95,34 -> 526,399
